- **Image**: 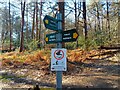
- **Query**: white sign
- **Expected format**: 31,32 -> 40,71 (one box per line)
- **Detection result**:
51,48 -> 67,71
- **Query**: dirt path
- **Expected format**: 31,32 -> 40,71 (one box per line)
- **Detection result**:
0,52 -> 120,89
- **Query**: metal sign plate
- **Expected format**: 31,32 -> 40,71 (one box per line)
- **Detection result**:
51,48 -> 67,71
43,15 -> 58,31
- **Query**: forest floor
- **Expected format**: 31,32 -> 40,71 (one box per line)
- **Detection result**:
0,49 -> 120,90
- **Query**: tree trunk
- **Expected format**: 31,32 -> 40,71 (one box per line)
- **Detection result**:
75,0 -> 77,28
96,3 -> 101,31
118,15 -> 120,43
101,7 -> 104,45
39,0 -> 42,42
101,9 -> 104,31
78,2 -> 82,36
96,3 -> 102,45
74,0 -> 78,48
94,16 -> 97,32
106,1 -> 111,41
83,1 -> 87,50
38,0 -> 42,48
20,1 -> 25,52
32,4 -> 35,39
36,1 -> 38,41
9,0 -> 12,51
26,3 -> 29,42
118,2 -> 120,43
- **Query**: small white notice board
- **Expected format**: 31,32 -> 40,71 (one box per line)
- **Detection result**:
51,48 -> 67,71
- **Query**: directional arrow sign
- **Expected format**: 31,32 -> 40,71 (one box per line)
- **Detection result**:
43,15 -> 58,31
45,33 -> 58,44
45,29 -> 79,44
62,29 -> 79,42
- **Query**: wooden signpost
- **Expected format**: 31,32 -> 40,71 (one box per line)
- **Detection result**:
43,13 -> 79,90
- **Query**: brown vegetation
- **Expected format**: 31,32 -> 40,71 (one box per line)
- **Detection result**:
1,49 -> 119,72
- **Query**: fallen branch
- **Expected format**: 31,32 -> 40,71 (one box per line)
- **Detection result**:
99,46 -> 120,50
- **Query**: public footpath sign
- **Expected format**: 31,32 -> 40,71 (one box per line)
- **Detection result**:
45,32 -> 57,44
62,29 -> 79,42
51,49 -> 67,71
43,15 -> 79,44
43,13 -> 79,89
43,15 -> 58,31
45,29 -> 79,44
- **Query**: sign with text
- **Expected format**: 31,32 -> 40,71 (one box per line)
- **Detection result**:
45,33 -> 57,44
51,49 -> 67,71
43,15 -> 58,31
62,29 -> 79,42
45,29 -> 79,44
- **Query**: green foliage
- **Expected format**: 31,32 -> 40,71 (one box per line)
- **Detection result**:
65,36 -> 97,50
13,39 -> 20,48
78,36 -> 98,50
86,39 -> 98,50
65,36 -> 85,50
2,40 -> 10,46
94,30 -> 112,46
77,36 -> 86,49
24,40 -> 40,51
65,42 -> 76,50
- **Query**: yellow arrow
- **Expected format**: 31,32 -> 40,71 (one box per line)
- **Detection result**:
73,32 -> 78,39
45,37 -> 48,42
45,20 -> 49,24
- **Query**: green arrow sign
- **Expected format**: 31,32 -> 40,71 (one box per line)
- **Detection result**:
45,33 -> 58,44
43,15 -> 58,31
45,29 -> 79,44
62,29 -> 79,42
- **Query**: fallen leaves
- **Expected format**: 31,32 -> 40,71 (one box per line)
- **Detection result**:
68,50 -> 88,62
2,59 -> 13,66
1,48 -> 119,89
1,49 -> 119,75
